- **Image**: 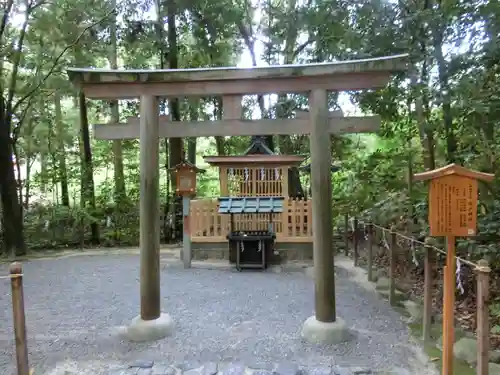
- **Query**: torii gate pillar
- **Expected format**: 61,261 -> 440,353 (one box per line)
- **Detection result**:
124,95 -> 174,342
300,89 -> 349,344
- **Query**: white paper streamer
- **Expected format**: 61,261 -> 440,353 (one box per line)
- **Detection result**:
244,167 -> 249,182
229,168 -> 234,178
260,168 -> 265,180
456,258 -> 464,294
106,216 -> 113,228
382,229 -> 390,249
43,220 -> 50,232
275,168 -> 280,180
411,240 -> 418,266
364,226 -> 368,240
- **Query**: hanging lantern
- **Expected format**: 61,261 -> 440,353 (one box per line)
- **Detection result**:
170,161 -> 205,196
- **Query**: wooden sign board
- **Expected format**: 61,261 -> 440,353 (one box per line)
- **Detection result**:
428,175 -> 477,237
414,164 -> 494,375
414,163 -> 494,238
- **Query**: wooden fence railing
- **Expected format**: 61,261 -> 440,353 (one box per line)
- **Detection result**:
190,198 -> 313,242
343,216 -> 491,375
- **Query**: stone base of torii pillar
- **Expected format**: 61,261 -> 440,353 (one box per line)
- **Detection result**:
301,316 -> 350,344
122,313 -> 174,342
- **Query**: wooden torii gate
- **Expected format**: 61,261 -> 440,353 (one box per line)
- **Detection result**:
67,54 -> 408,343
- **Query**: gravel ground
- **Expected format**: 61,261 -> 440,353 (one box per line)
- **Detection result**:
0,254 -> 427,375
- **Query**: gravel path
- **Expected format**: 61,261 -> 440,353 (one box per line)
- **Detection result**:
0,254 -> 428,375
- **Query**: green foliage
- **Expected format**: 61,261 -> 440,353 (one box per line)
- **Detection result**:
490,302 -> 500,334
23,203 -> 141,249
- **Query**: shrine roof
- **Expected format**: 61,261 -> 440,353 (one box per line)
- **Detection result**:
413,163 -> 495,182
167,160 -> 205,172
217,196 -> 285,214
203,154 -> 305,166
243,136 -> 274,155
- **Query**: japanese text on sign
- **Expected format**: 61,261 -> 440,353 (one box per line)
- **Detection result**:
429,175 -> 478,237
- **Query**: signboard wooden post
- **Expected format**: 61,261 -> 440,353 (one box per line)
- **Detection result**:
170,161 -> 204,269
414,164 -> 494,375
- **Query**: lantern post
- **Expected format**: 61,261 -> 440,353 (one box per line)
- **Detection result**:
171,161 -> 204,268
413,163 -> 494,375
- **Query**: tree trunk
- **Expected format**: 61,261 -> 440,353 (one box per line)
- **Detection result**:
411,68 -> 435,170
213,98 -> 225,156
40,151 -> 47,193
215,137 -> 225,156
154,0 -> 171,242
187,138 -> 196,164
405,1 -> 435,171
167,0 -> 183,241
24,161 -> 31,208
109,0 -> 126,204
110,102 -> 126,203
78,91 -> 99,244
54,91 -> 70,206
23,111 -> 34,208
431,22 -> 457,164
212,98 -> 226,192
48,116 -> 58,201
0,99 -> 26,256
274,1 -> 303,197
0,0 -> 29,255
238,18 -> 273,151
187,100 -> 197,164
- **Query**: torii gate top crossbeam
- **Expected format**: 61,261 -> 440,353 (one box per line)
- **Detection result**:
67,54 -> 408,99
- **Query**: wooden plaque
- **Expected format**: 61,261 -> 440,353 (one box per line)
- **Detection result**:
176,167 -> 196,195
428,175 -> 478,237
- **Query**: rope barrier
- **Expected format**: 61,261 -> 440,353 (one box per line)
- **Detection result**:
348,218 -> 479,268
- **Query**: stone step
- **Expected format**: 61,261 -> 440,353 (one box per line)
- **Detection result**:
105,361 -> 412,375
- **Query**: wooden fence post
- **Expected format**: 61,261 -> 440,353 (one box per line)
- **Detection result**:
353,217 -> 358,266
10,262 -> 29,375
182,196 -> 192,268
344,214 -> 349,256
422,238 -> 434,343
476,259 -> 491,375
389,227 -> 397,306
367,223 -> 373,282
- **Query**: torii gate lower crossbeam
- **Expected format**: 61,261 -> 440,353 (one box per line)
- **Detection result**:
67,54 -> 408,344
